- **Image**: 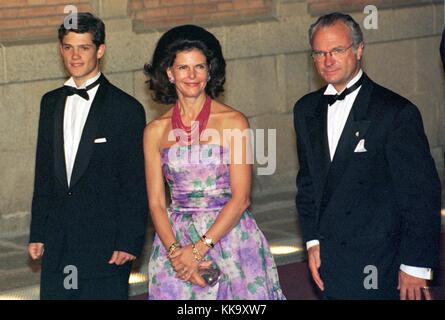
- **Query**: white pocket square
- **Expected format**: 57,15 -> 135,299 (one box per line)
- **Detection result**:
354,139 -> 367,153
94,137 -> 107,144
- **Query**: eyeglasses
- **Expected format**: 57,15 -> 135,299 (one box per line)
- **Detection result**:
311,43 -> 354,60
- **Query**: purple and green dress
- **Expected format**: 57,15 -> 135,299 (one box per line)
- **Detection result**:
148,144 -> 285,300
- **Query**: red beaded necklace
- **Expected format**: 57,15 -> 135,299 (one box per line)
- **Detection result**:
171,95 -> 212,143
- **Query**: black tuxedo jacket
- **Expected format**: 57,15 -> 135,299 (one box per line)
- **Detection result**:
293,73 -> 441,299
30,75 -> 148,279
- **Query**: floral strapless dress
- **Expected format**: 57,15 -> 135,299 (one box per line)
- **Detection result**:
148,144 -> 285,300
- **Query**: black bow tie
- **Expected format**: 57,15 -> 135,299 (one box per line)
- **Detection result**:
63,76 -> 102,101
326,75 -> 364,106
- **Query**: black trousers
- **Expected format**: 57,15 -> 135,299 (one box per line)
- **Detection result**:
40,269 -> 131,300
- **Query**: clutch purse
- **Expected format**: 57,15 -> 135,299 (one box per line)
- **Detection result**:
199,263 -> 221,287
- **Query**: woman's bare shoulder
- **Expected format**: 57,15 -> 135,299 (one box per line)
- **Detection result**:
144,107 -> 173,137
211,101 -> 249,129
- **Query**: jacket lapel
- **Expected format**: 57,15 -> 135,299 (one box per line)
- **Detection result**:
320,74 -> 374,212
69,75 -> 108,188
306,94 -> 331,198
54,92 -> 69,189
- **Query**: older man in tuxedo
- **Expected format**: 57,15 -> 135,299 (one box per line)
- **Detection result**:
293,12 -> 441,299
28,13 -> 147,299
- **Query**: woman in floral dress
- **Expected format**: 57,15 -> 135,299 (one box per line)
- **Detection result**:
143,24 -> 285,300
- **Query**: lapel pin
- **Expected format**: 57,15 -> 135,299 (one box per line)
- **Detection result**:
355,131 -> 359,137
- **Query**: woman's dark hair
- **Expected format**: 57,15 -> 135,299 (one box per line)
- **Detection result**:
58,12 -> 105,48
144,24 -> 226,104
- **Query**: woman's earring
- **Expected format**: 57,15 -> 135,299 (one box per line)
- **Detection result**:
207,75 -> 211,82
169,77 -> 175,84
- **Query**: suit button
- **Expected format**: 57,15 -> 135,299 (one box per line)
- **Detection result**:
67,191 -> 73,196
340,241 -> 347,246
345,211 -> 351,215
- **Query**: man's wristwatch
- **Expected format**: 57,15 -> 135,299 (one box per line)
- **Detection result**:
201,235 -> 215,248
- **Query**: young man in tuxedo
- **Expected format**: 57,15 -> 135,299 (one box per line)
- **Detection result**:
293,12 -> 441,299
28,12 -> 148,299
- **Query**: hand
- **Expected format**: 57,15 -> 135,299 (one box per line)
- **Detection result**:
169,244 -> 213,287
398,271 -> 432,300
108,251 -> 136,265
188,260 -> 213,287
307,245 -> 324,291
28,243 -> 44,260
190,272 -> 208,287
170,247 -> 215,287
169,244 -> 198,281
198,260 -> 213,270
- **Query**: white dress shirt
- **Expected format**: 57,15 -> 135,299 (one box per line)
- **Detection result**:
63,72 -> 101,186
306,69 -> 432,280
326,69 -> 363,161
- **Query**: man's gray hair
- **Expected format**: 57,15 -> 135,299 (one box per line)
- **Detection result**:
308,12 -> 364,49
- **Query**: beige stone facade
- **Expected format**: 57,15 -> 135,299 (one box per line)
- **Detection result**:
0,0 -> 444,235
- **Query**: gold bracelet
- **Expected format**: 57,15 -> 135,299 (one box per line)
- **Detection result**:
192,243 -> 203,262
167,242 -> 181,257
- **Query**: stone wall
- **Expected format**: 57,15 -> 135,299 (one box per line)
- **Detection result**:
307,0 -> 443,15
0,0 -> 444,235
129,0 -> 274,30
0,0 -> 91,44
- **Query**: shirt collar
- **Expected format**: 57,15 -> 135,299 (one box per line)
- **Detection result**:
64,72 -> 102,89
324,69 -> 363,95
